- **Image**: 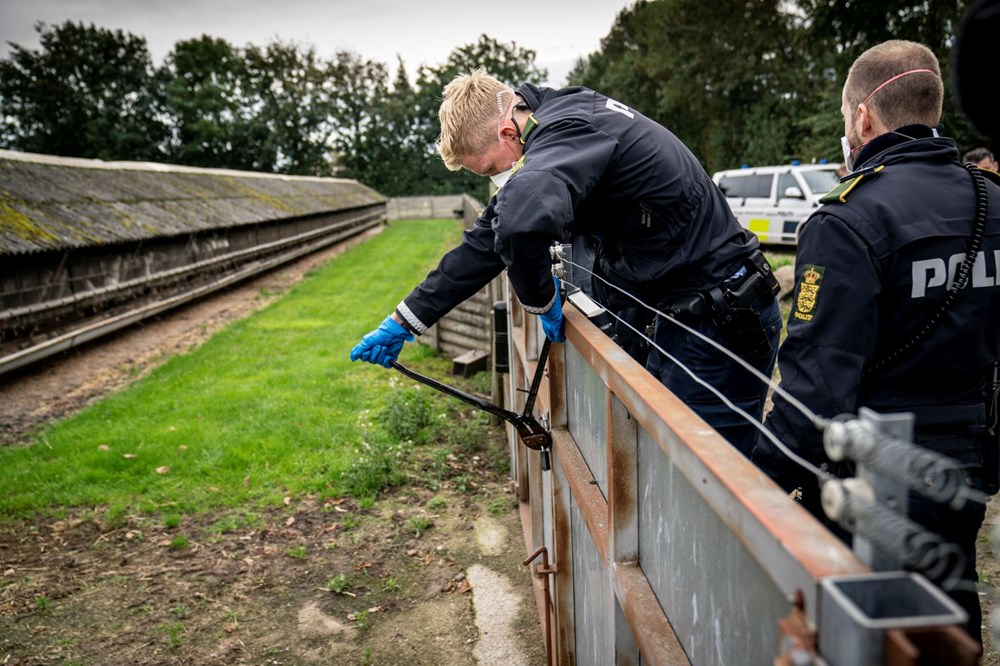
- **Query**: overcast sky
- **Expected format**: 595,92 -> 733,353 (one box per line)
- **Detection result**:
0,0 -> 634,87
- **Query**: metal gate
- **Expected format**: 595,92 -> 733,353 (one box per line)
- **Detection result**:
502,285 -> 978,665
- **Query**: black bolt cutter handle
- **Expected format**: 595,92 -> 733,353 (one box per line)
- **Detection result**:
389,337 -> 553,470
521,338 -> 551,419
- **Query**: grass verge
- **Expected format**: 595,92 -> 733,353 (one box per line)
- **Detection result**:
0,219 -> 473,520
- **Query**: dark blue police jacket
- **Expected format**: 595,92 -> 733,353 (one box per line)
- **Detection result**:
755,126 -> 1000,491
395,83 -> 756,334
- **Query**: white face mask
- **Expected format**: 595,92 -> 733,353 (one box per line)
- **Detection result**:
840,135 -> 853,172
490,168 -> 513,189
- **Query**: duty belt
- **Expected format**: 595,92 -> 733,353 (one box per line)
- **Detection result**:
668,249 -> 779,321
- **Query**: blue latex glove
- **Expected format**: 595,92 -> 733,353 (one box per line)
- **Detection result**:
539,278 -> 566,343
350,315 -> 414,368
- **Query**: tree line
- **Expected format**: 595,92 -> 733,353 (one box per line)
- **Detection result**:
1,2 -> 990,199
0,22 -> 544,199
570,0 -> 987,173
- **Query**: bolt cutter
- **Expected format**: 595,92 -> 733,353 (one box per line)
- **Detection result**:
390,338 -> 553,470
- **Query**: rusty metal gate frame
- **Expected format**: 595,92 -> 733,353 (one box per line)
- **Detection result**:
503,294 -> 891,664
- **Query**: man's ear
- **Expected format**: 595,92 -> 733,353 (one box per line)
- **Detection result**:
499,124 -> 519,141
856,103 -> 880,140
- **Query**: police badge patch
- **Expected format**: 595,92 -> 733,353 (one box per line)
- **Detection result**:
792,264 -> 825,322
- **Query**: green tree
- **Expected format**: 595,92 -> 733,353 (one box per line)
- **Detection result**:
572,0 -> 982,171
335,57 -> 439,196
0,21 -> 168,160
567,3 -> 661,113
238,41 -> 335,175
327,51 -> 392,186
163,36 -> 245,168
569,0 -> 804,172
796,0 -> 985,157
162,38 -> 336,175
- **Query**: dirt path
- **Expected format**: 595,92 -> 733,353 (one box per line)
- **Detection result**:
0,230 -> 546,665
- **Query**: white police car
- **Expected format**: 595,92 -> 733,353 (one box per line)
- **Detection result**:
712,162 -> 841,245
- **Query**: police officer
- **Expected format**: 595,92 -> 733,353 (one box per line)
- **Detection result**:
963,147 -> 998,171
751,40 -> 1000,643
351,69 -> 782,457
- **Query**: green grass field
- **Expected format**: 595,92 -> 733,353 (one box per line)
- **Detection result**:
0,219 -> 464,520
1,229 -> 797,522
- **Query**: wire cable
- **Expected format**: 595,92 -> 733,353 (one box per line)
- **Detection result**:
560,275 -> 833,483
562,266 -> 990,507
562,256 -> 828,431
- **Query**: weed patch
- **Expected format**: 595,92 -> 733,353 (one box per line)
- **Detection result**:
337,432 -> 408,503
407,515 -> 434,537
377,382 -> 436,445
324,573 -> 353,595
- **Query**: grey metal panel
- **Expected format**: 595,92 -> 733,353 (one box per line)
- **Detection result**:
614,595 -> 640,665
572,499 -> 614,665
637,426 -> 787,666
565,343 -> 608,498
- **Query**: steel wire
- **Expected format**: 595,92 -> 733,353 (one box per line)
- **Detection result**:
559,274 -> 833,483
562,257 -> 826,430
559,262 -> 989,508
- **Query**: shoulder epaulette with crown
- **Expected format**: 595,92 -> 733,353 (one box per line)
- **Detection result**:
819,165 -> 886,204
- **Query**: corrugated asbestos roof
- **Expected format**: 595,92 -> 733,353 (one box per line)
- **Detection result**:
0,150 -> 386,255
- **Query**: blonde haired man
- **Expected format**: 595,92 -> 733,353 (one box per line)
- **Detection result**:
353,70 -> 782,458
436,69 -> 512,173
752,40 -> 1000,645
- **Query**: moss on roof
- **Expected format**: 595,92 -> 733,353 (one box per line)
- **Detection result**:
0,154 -> 386,255
0,196 -> 60,245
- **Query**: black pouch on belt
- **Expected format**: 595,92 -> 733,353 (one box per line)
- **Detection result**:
705,251 -> 779,359
705,284 -> 772,359
665,251 -> 778,359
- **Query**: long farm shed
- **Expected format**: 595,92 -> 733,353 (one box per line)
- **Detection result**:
0,150 -> 387,374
